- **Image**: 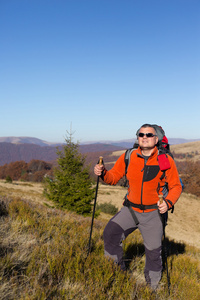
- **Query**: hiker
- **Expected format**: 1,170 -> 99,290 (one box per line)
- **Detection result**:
94,124 -> 182,290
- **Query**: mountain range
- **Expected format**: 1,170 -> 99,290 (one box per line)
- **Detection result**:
0,136 -> 199,166
0,137 -> 125,166
0,136 -> 199,148
0,137 -> 59,147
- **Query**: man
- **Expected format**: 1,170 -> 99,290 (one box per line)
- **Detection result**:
94,124 -> 182,290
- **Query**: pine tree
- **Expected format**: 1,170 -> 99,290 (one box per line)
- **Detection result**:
44,133 -> 95,215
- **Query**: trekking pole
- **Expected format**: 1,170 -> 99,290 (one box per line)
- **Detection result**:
87,156 -> 103,257
159,195 -> 170,295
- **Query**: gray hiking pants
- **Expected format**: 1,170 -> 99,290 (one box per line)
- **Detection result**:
103,206 -> 163,289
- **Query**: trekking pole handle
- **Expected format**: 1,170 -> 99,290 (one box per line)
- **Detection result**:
159,194 -> 163,204
99,156 -> 103,166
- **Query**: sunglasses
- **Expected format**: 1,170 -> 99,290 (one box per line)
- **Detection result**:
138,133 -> 157,138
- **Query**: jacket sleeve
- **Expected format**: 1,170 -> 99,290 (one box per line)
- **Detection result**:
102,153 -> 126,185
164,156 -> 182,208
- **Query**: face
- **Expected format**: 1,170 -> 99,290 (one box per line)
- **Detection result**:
138,127 -> 158,150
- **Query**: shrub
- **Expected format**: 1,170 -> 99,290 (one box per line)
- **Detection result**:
0,199 -> 9,216
5,175 -> 12,183
96,202 -> 118,215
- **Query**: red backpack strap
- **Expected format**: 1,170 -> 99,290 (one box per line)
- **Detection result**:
157,153 -> 171,171
157,150 -> 171,180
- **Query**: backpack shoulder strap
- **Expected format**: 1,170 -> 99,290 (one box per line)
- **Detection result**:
123,148 -> 135,187
124,148 -> 135,176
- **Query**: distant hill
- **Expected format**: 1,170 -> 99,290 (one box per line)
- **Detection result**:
0,137 -> 59,147
79,143 -> 125,153
0,143 -> 59,166
0,142 -> 124,166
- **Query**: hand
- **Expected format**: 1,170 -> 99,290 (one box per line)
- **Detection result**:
94,164 -> 104,176
157,200 -> 168,214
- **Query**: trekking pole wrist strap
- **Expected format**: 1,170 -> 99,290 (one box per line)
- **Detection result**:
165,199 -> 173,210
100,168 -> 106,180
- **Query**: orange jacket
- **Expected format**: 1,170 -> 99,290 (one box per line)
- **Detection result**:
103,147 -> 182,212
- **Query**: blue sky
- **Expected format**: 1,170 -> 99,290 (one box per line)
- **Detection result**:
0,0 -> 199,143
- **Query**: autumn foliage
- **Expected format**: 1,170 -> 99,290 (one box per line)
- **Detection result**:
175,159 -> 200,197
0,160 -> 53,182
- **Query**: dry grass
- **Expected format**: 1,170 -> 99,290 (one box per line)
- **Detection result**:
170,141 -> 200,155
170,141 -> 200,161
0,192 -> 200,299
0,180 -> 53,207
0,197 -> 139,299
0,179 -> 200,299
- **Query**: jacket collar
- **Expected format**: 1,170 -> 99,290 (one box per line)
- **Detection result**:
137,146 -> 158,158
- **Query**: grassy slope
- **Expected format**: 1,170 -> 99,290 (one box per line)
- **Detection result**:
0,181 -> 200,299
171,141 -> 200,161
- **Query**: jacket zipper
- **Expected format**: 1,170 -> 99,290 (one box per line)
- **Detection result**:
140,157 -> 148,211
